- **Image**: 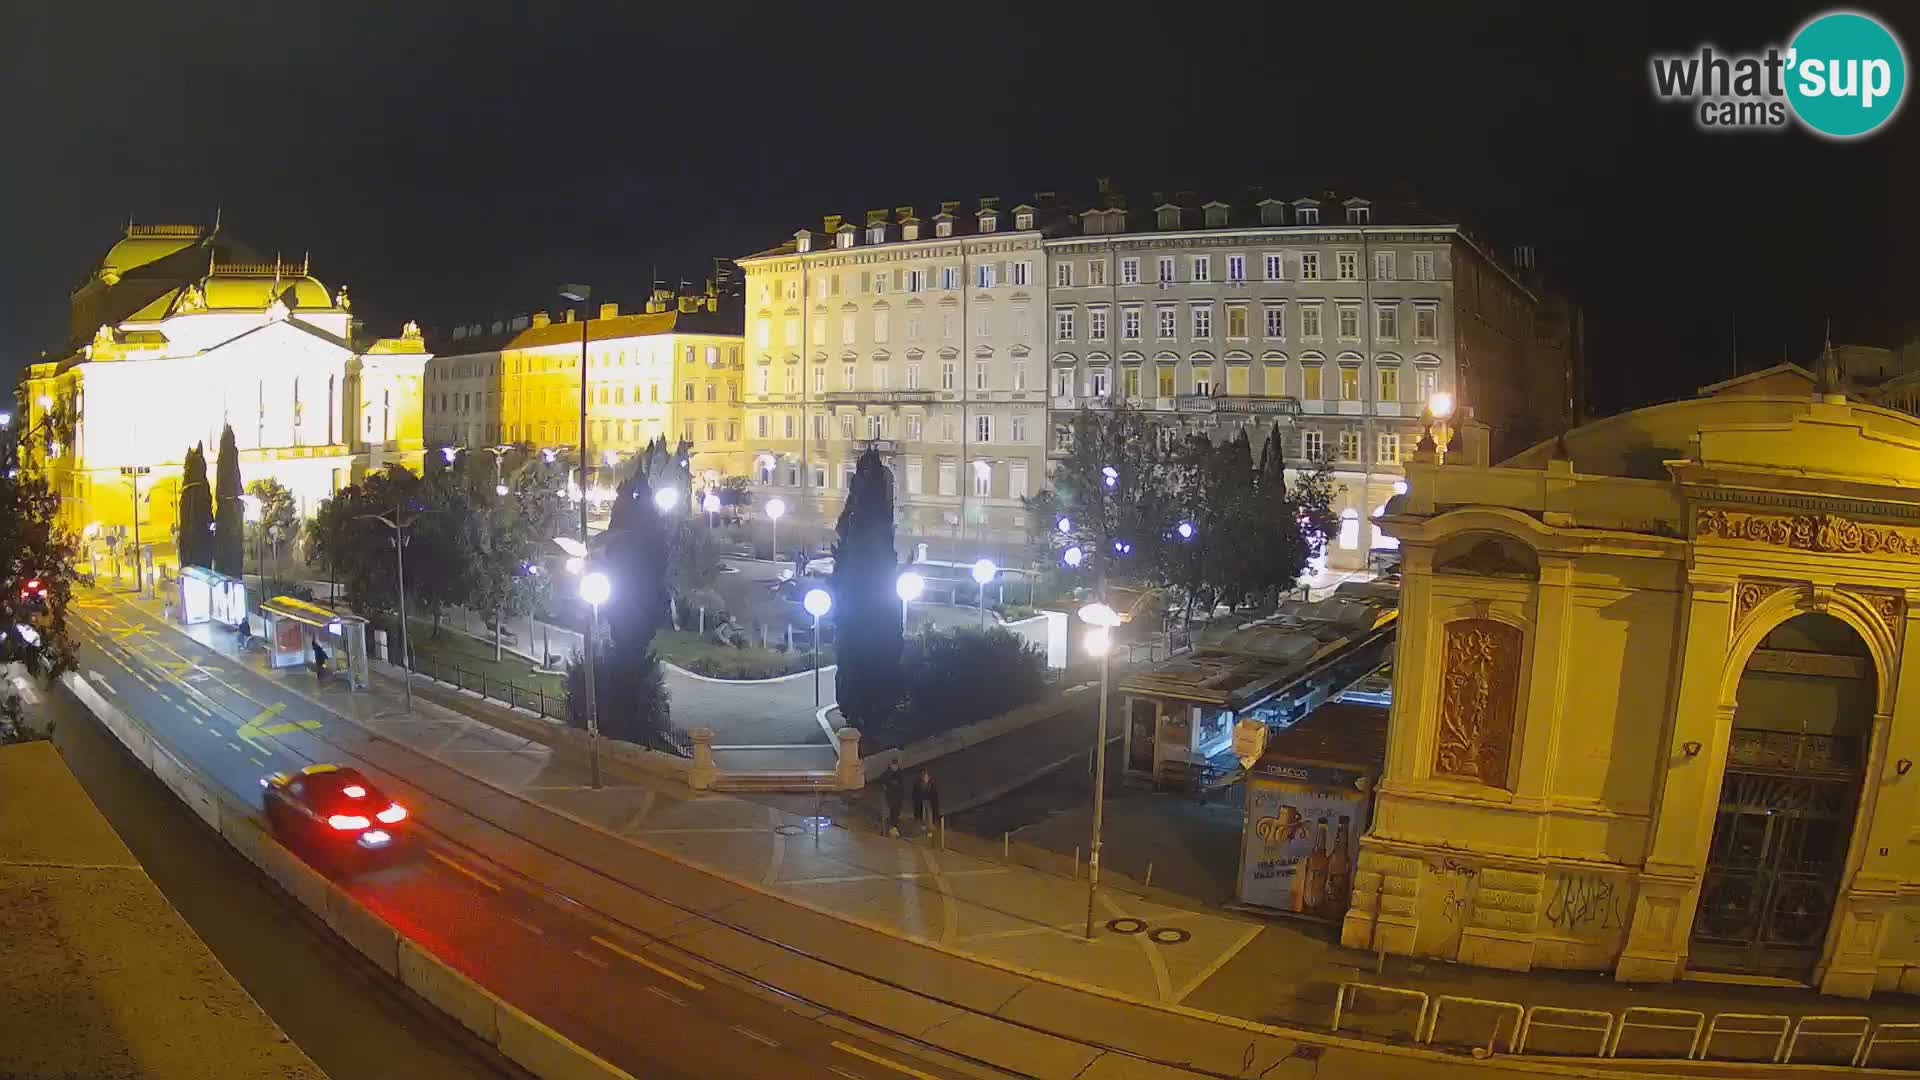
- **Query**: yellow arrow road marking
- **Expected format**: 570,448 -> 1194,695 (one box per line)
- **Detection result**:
233,703 -> 320,749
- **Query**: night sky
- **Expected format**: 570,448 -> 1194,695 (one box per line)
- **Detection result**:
4,2 -> 1914,416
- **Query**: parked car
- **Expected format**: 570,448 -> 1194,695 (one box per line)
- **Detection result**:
262,763 -> 409,867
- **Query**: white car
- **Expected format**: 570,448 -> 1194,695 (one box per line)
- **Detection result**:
804,556 -> 835,577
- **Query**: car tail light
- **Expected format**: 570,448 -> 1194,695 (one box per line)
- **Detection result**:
375,803 -> 407,824
328,814 -> 371,831
342,785 -> 367,798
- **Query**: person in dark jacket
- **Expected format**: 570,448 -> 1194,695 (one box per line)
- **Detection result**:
912,767 -> 941,829
880,763 -> 905,836
311,638 -> 329,677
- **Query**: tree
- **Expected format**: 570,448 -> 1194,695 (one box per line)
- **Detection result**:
213,424 -> 244,577
177,443 -> 214,571
1027,401 -> 1180,595
244,478 -> 299,577
566,464 -> 676,749
0,466 -> 79,682
831,448 -> 904,730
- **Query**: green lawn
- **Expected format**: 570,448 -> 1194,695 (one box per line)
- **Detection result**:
407,619 -> 566,699
655,630 -> 833,680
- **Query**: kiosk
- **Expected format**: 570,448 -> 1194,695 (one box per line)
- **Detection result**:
176,566 -> 247,628
258,596 -> 371,690
1235,701 -> 1387,922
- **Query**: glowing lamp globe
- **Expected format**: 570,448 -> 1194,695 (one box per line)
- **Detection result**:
896,572 -> 924,603
579,571 -> 611,607
803,588 -> 832,618
766,498 -> 786,522
971,558 -> 996,585
652,486 -> 679,512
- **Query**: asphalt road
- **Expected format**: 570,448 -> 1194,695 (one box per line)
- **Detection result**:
40,685 -> 526,1080
68,592 -> 999,1080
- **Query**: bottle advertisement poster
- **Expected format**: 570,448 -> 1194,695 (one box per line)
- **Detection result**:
1237,762 -> 1370,921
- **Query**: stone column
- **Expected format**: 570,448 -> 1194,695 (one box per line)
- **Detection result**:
1511,552 -> 1574,803
835,727 -> 863,790
1616,577 -> 1733,983
689,726 -> 717,790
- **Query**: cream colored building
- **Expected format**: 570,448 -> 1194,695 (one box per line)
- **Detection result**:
425,286 -> 745,488
20,221 -> 427,544
1343,360 -> 1920,997
738,199 -> 1061,560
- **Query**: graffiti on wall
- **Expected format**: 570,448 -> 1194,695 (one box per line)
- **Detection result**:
1544,872 -> 1629,936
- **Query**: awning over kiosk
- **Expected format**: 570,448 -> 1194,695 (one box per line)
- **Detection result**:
259,596 -> 371,690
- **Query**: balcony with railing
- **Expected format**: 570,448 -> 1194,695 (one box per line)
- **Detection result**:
818,390 -> 938,406
1174,394 -> 1303,417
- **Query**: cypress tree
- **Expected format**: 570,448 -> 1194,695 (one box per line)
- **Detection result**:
177,444 -> 214,570
831,448 -> 903,730
566,462 -> 675,748
213,424 -> 244,576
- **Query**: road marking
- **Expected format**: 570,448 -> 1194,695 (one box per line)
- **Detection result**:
190,715 -> 205,726
571,948 -> 610,969
234,702 -> 323,748
731,1025 -> 780,1049
831,1042 -> 941,1080
425,849 -> 502,892
250,757 -> 267,768
225,740 -> 247,754
588,935 -> 706,991
510,917 -> 547,937
85,670 -> 117,695
828,1068 -> 866,1080
644,985 -> 686,1007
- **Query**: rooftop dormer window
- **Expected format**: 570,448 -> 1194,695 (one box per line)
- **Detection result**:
1258,201 -> 1285,226
868,225 -> 887,244
1347,206 -> 1370,225
795,232 -> 812,253
1015,211 -> 1034,230
978,213 -> 998,234
836,229 -> 855,249
935,219 -> 953,238
1156,207 -> 1180,230
1203,203 -> 1229,228
903,222 -> 920,241
1297,206 -> 1320,225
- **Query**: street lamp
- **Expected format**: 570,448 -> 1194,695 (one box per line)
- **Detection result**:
241,493 -> 263,577
119,465 -> 152,594
358,510 -> 423,713
1077,600 -> 1122,941
766,497 -> 786,562
803,587 -> 831,708
971,558 -> 997,628
895,571 -> 923,629
578,569 -> 611,790
1176,521 -> 1196,541
702,490 -> 720,529
0,411 -> 11,427
652,485 -> 680,513
1062,545 -> 1084,568
559,284 -> 593,548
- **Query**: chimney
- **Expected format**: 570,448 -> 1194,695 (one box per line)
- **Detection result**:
893,204 -> 915,220
1151,190 -> 1166,206
940,200 -> 961,215
598,302 -> 619,320
1035,190 -> 1057,207
531,312 -> 551,328
1095,177 -> 1112,196
978,195 -> 1000,211
823,214 -> 843,234
866,208 -> 888,226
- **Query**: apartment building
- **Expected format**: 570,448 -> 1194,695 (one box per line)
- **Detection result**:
425,284 -> 746,487
1046,184 -> 1573,570
737,198 -> 1065,560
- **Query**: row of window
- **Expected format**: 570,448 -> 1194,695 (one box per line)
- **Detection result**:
758,248 -> 1440,308
758,308 -> 1038,349
1052,300 -> 1439,345
751,410 -> 1031,446
436,417 -> 744,447
429,343 -> 742,381
756,456 -> 1033,500
1050,363 -> 1440,405
428,378 -> 740,414
752,360 -> 1043,395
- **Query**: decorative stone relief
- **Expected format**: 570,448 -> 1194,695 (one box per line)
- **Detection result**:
1735,579 -> 1798,628
1698,508 -> 1920,557
1434,619 -> 1524,788
1855,588 -> 1905,643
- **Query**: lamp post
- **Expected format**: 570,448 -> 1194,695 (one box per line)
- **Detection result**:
895,571 -> 923,632
578,569 -> 611,790
803,587 -> 831,709
652,485 -> 679,514
1077,600 -> 1121,940
971,558 -> 997,628
766,497 -> 786,563
1428,391 -> 1455,463
702,491 -> 720,529
358,510 -> 420,713
119,465 -> 151,594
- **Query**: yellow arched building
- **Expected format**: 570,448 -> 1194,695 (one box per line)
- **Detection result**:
19,221 -> 428,553
1346,361 -> 1920,997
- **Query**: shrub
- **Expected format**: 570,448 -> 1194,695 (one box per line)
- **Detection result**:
899,626 -> 1046,736
565,644 -> 680,754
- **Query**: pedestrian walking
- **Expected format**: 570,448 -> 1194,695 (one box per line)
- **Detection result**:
880,762 -> 905,837
912,767 -> 941,829
311,638 -> 329,679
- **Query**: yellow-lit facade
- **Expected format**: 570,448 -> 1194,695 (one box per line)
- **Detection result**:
426,290 -> 745,485
1343,362 -> 1920,998
19,222 -> 427,549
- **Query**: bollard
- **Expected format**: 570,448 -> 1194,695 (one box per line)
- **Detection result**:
1003,831 -> 1010,859
1074,846 -> 1080,879
1145,861 -> 1154,888
689,727 -> 718,790
940,815 -> 947,851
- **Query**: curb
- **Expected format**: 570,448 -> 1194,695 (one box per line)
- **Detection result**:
62,671 -> 637,1080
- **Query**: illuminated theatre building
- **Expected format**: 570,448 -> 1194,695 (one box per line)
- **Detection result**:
1342,358 -> 1920,997
19,221 -> 428,546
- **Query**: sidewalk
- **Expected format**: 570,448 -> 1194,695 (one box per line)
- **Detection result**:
0,739 -> 325,1080
118,588 -> 1920,1071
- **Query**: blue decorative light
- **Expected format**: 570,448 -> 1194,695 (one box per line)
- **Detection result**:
1062,546 -> 1083,567
1176,521 -> 1196,540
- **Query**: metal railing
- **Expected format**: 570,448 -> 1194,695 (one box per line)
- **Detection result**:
1333,981 -> 1906,1068
405,649 -> 694,757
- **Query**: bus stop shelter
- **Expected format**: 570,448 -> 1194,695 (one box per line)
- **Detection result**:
258,596 -> 370,690
176,566 -> 246,629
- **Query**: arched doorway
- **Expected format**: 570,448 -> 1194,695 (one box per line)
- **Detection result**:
1690,613 -> 1874,980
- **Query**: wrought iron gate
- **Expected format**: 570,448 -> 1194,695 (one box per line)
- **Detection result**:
1690,731 -> 1861,980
